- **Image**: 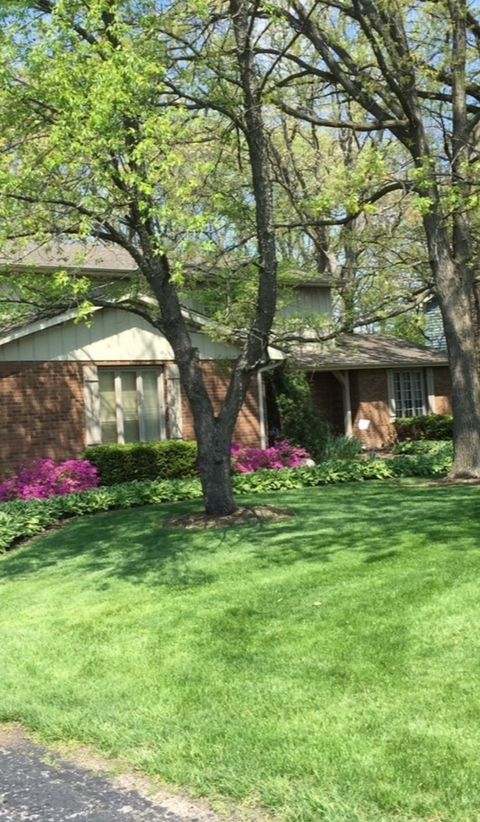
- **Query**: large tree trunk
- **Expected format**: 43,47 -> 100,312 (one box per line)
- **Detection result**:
423,213 -> 480,477
438,285 -> 480,477
148,269 -> 240,516
441,0 -> 480,476
196,420 -> 236,516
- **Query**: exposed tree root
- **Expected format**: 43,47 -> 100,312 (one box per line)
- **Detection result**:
167,505 -> 292,530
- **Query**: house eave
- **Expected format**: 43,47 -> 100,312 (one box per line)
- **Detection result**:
300,359 -> 449,372
0,263 -> 136,279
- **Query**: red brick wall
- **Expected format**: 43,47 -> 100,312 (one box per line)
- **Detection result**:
0,360 -> 261,479
312,366 -> 453,450
180,362 -> 261,446
350,369 -> 397,448
0,362 -> 86,476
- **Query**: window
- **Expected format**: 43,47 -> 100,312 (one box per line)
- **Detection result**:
98,368 -> 165,444
390,370 -> 426,418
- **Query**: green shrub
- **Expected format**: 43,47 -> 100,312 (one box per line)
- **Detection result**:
274,371 -> 331,462
324,435 -> 363,461
390,452 -> 451,477
85,441 -> 198,485
395,414 -> 453,441
0,476 -> 204,553
393,440 -> 453,457
0,453 -> 453,554
233,459 -> 394,494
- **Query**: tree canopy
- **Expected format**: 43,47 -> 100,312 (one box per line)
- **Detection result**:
1,0 -> 479,506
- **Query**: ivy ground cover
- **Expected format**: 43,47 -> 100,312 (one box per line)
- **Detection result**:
1,483 -> 479,822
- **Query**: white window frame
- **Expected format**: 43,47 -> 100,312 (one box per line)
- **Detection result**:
99,367 -> 166,444
388,369 -> 427,419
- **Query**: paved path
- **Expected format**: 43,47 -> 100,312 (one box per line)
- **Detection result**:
0,730 -> 218,822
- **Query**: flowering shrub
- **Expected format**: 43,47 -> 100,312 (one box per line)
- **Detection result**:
0,459 -> 99,502
231,440 -> 313,474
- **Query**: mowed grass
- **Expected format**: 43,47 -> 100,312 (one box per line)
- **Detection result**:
1,482 -> 480,821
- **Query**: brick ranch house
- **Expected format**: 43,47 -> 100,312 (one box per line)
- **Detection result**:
0,302 -> 282,477
290,334 -> 450,450
0,244 -> 452,477
0,243 -> 287,477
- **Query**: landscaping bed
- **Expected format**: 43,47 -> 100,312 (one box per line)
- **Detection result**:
0,450 -> 452,553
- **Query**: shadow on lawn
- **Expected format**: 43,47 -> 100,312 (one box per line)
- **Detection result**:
0,501 -> 220,590
1,483 -> 479,589
243,483 -> 480,568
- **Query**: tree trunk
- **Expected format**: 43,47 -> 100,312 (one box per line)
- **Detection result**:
141,262 -> 239,516
443,0 -> 480,476
424,214 -> 480,477
197,425 -> 237,516
438,285 -> 480,477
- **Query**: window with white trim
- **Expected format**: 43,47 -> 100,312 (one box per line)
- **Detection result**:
98,368 -> 165,443
390,370 -> 426,418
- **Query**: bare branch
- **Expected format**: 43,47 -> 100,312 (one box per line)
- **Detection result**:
279,102 -> 407,131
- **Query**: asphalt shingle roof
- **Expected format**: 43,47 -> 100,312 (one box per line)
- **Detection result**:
292,333 -> 449,370
0,242 -> 137,274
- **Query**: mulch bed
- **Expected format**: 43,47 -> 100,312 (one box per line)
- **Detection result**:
167,505 -> 292,530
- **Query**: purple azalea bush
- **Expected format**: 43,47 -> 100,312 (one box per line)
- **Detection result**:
0,459 -> 100,502
231,440 -> 313,474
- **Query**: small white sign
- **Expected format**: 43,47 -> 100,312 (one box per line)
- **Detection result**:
358,418 -> 370,431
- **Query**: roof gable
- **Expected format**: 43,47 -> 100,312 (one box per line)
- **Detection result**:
0,306 -> 241,362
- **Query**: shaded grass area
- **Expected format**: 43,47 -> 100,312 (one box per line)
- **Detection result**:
1,482 -> 480,821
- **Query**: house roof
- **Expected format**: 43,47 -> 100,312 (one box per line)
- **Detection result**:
0,243 -> 445,370
0,243 -> 287,359
292,333 -> 449,370
283,273 -> 332,289
1,244 -> 335,287
0,242 -> 137,276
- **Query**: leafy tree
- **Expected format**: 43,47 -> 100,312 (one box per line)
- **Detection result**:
269,0 -> 480,477
267,106 -> 430,336
0,0 -> 279,515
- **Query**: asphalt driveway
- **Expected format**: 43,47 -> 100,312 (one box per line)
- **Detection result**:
0,727 -> 219,822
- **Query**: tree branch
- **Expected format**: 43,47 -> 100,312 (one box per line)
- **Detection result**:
279,101 -> 407,131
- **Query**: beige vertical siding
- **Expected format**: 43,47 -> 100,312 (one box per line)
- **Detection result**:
0,309 -> 241,362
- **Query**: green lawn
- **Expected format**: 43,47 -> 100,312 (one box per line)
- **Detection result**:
1,482 -> 480,821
